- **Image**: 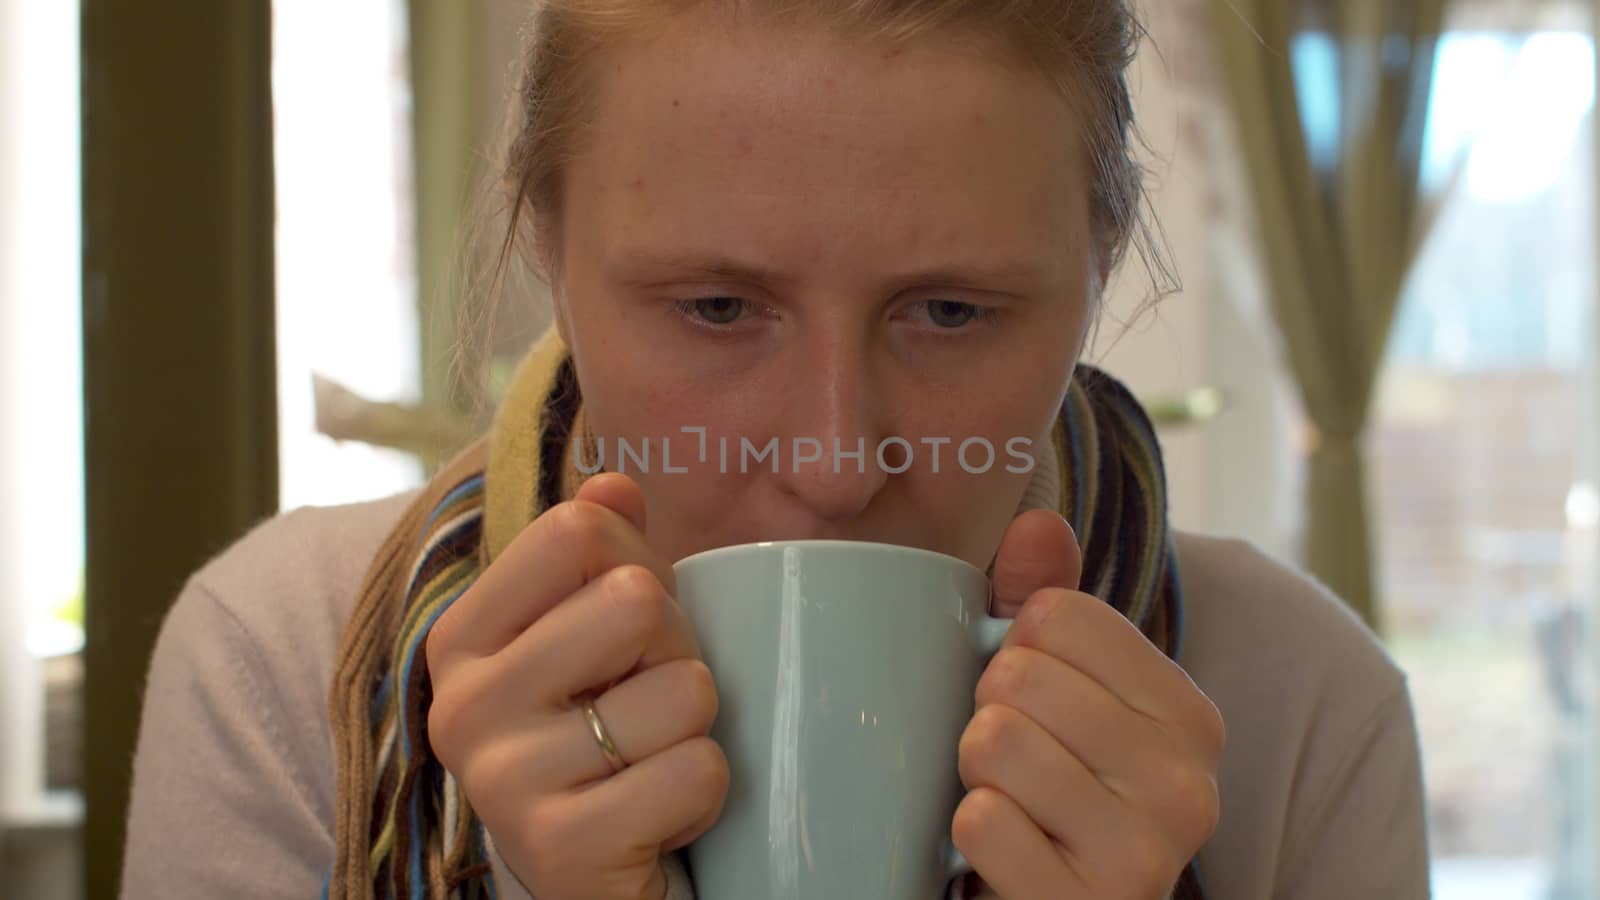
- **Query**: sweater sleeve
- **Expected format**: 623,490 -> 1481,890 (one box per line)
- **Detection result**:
1270,686 -> 1432,900
121,578 -> 334,899
117,569 -> 697,900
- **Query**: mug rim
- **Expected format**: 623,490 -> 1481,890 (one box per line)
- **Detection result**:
673,539 -> 987,580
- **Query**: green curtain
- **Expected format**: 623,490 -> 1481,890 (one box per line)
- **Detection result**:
1207,0 -> 1447,630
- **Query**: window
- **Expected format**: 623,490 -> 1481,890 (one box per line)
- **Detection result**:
0,0 -> 86,822
1,0 -> 84,662
272,0 -> 424,512
1298,27 -> 1598,898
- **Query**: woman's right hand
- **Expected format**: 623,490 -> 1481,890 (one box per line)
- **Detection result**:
425,473 -> 729,900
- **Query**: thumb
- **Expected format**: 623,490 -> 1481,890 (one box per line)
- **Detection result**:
989,510 -> 1082,619
573,471 -> 649,534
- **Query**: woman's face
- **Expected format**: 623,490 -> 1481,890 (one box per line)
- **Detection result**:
550,9 -> 1099,571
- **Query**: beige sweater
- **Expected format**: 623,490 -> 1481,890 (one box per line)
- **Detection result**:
120,492 -> 1431,899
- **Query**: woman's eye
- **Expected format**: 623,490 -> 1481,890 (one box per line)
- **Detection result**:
922,300 -> 981,329
685,297 -> 746,325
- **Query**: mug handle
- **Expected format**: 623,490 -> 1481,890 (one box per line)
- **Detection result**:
974,615 -> 1011,658
943,614 -> 1015,896
943,841 -> 973,898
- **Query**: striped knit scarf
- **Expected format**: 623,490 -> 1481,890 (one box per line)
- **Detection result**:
325,327 -> 1209,900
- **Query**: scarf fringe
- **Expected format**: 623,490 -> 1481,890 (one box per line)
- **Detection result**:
329,440 -> 490,899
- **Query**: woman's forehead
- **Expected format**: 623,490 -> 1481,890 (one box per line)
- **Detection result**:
564,11 -> 1091,280
581,10 -> 1078,157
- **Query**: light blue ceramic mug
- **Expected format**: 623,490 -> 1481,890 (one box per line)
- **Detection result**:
672,540 -> 1012,900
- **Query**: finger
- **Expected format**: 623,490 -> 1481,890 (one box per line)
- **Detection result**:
511,563 -> 701,706
429,481 -> 676,668
1005,589 -> 1225,761
956,742 -> 1188,900
523,658 -> 719,791
575,472 -> 648,533
558,736 -> 730,859
509,801 -> 669,900
973,644 -> 1220,861
662,802 -> 721,854
989,510 -> 1082,619
430,565 -> 702,786
975,645 -> 1167,792
951,787 -> 1085,900
957,703 -> 1120,845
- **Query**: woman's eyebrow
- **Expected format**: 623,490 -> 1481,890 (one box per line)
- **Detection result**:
606,248 -> 1051,291
607,251 -> 798,288
892,258 -> 1051,291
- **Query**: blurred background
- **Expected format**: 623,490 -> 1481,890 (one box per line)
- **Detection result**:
1,0 -> 1597,897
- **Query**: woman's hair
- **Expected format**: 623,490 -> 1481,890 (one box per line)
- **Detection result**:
454,0 -> 1172,415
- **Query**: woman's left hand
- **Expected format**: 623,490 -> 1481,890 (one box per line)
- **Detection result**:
954,510 -> 1226,900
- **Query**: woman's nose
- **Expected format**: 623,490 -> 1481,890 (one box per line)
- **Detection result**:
770,343 -> 890,523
